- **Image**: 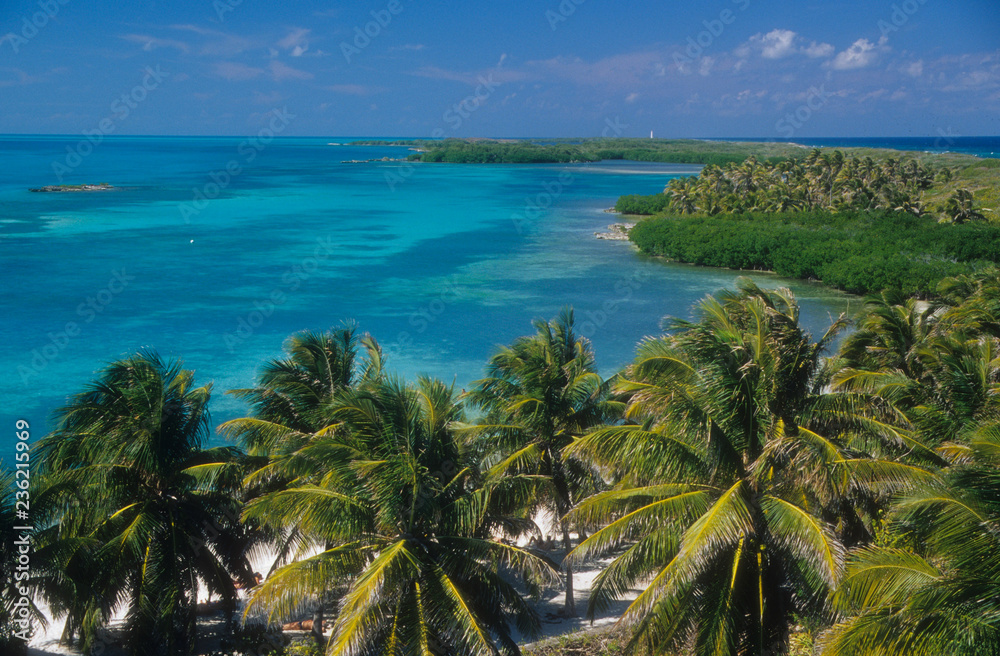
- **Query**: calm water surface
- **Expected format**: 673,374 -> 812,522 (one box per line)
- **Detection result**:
0,136 -> 856,461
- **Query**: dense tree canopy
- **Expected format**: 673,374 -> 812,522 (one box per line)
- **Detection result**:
18,270 -> 1000,656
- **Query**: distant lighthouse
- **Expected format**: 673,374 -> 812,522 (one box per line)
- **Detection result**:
650,130 -> 654,139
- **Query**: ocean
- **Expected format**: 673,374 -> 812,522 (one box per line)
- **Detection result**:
8,134 -> 980,463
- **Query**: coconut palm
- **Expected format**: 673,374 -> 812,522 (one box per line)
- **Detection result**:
464,307 -> 620,616
32,351 -> 253,656
936,268 -> 1000,338
220,323 -> 384,643
565,280 -> 928,655
834,289 -> 1000,453
243,376 -> 558,656
820,424 -> 1000,656
943,189 -> 985,224
835,291 -> 940,382
222,323 -> 384,458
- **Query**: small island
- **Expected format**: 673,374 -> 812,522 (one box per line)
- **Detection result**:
29,183 -> 114,192
341,157 -> 409,164
594,222 -> 634,241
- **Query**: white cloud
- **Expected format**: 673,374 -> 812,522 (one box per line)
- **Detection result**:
121,34 -> 190,54
625,92 -> 639,103
411,64 -> 526,86
737,30 -> 835,61
169,24 -> 251,57
830,38 -> 886,70
760,29 -> 796,59
211,60 -> 313,82
804,41 -> 835,58
858,88 -> 887,102
277,28 -> 309,51
904,60 -> 924,77
268,60 -> 312,81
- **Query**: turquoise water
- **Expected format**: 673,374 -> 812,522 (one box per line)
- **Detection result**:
1,136 -> 855,462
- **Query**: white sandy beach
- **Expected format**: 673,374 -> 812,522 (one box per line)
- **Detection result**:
27,520 -> 641,655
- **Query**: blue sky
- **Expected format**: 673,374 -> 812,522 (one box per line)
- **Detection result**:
1,0 -> 998,138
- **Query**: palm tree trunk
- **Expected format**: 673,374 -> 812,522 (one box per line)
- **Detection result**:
561,525 -> 576,616
312,603 -> 325,646
312,541 -> 333,646
549,450 -> 578,617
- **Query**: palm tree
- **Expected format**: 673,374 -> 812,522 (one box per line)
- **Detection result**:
834,290 -> 1000,454
565,280 -> 926,655
32,351 -> 253,656
220,324 -> 384,643
820,423 -> 1000,655
464,308 -> 619,616
835,291 -> 940,383
223,323 -> 384,458
666,177 -> 698,215
943,189 -> 986,224
243,376 -> 558,655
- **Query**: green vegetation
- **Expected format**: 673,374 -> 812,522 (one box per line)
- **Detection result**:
465,309 -> 618,616
522,627 -> 632,656
659,150 -> 941,215
28,183 -> 114,192
32,352 -> 255,655
569,281 -> 890,654
12,272 -> 1000,656
619,149 -> 1000,296
242,376 -> 556,656
613,193 -> 670,215
629,209 -> 1000,296
413,141 -> 595,163
399,138 -> 815,166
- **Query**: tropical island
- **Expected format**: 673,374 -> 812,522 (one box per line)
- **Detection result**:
619,148 -> 1000,296
5,275 -> 1000,656
370,137 -> 1000,298
5,138 -> 1000,656
28,183 -> 115,192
